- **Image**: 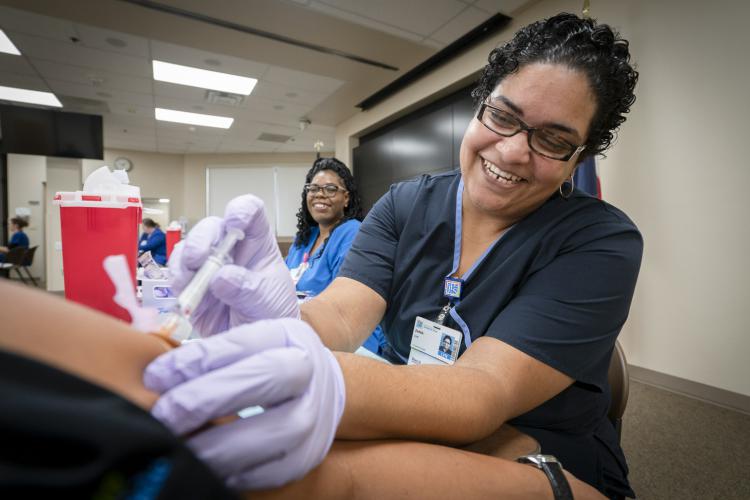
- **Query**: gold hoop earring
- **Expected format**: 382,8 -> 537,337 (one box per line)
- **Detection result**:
559,175 -> 575,199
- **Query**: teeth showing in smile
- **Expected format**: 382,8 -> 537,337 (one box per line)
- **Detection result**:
483,159 -> 524,184
313,203 -> 329,209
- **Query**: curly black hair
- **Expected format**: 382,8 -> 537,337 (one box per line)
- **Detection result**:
471,12 -> 638,159
293,157 -> 364,247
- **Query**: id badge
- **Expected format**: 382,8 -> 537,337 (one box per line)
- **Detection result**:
407,316 -> 462,366
289,262 -> 308,285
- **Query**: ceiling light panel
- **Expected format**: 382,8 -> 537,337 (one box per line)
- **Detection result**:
0,85 -> 61,107
0,30 -> 20,55
155,107 -> 234,129
153,60 -> 257,95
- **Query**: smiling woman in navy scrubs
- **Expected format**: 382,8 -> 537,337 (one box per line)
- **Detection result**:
300,14 -> 642,499
285,157 -> 386,355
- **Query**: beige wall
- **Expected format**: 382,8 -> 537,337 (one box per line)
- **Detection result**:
335,0 -> 750,397
83,149 -> 185,223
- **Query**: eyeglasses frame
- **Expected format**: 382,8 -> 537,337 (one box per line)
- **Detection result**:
304,183 -> 348,198
477,102 -> 586,162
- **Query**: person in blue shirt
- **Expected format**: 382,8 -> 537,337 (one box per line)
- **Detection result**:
138,218 -> 167,266
285,157 -> 387,355
0,217 -> 30,263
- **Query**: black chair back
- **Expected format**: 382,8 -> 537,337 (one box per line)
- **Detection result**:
607,340 -> 629,442
22,246 -> 38,266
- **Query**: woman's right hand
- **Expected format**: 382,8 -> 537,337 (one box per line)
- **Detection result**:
168,195 -> 299,337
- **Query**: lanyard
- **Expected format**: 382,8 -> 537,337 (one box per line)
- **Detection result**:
435,177 -> 511,334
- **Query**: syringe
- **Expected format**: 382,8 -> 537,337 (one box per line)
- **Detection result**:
155,227 -> 245,346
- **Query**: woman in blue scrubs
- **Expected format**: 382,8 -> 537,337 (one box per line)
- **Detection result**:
285,157 -> 386,354
0,217 -> 30,263
138,218 -> 167,265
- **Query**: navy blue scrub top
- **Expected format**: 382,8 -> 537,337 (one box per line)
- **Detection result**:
338,171 -> 643,498
138,228 -> 167,265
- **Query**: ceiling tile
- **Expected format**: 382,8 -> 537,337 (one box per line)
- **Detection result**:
311,0 -> 467,37
46,79 -> 154,107
0,72 -> 49,92
0,53 -> 38,76
429,6 -> 491,43
154,94 -> 241,120
307,2 -> 425,42
74,24 -> 150,58
150,40 -> 268,79
262,65 -> 345,94
11,32 -> 151,78
251,80 -> 330,109
0,6 -> 77,42
107,102 -> 155,119
32,59 -> 153,94
472,0 -> 530,15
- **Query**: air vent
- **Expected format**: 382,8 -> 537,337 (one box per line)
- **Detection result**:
205,90 -> 245,106
257,132 -> 292,143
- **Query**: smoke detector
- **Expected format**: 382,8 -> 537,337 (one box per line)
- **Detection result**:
299,118 -> 311,131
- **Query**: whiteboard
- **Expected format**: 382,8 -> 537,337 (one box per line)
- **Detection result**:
207,164 -> 310,237
207,166 -> 276,231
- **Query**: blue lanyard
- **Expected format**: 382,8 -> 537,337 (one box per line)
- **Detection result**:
439,177 -> 511,343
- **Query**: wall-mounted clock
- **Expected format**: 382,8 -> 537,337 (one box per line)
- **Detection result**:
113,156 -> 133,172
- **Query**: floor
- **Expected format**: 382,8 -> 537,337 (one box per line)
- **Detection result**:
622,381 -> 750,499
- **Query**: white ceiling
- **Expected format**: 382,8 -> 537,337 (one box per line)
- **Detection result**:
0,0 -> 531,155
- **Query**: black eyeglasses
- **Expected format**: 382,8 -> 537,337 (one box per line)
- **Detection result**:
304,183 -> 346,197
477,102 -> 586,161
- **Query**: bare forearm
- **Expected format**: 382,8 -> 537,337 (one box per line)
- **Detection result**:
301,277 -> 387,352
334,352 -> 507,444
253,440 -> 604,500
301,297 -> 360,352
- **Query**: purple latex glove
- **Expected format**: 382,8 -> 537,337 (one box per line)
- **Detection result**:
169,195 -> 299,336
144,318 -> 346,490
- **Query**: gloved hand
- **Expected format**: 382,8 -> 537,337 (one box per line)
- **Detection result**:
144,318 -> 346,490
169,195 -> 299,336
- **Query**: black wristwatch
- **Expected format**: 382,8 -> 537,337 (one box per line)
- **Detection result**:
516,454 -> 573,500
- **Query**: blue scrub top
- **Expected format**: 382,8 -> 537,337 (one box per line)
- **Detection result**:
138,228 -> 167,265
9,231 -> 29,249
286,219 -> 387,354
338,171 -> 643,498
0,230 -> 29,263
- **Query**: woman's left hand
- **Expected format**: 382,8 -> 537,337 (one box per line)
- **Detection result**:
144,318 -> 346,490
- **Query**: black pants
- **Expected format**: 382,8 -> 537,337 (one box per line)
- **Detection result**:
0,350 -> 237,500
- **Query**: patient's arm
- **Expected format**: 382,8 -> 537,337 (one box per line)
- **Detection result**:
0,282 -> 603,499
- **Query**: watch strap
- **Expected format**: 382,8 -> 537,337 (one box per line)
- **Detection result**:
517,455 -> 573,500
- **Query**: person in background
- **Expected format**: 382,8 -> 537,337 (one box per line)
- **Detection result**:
0,217 -> 30,263
138,218 -> 167,266
286,157 -> 387,355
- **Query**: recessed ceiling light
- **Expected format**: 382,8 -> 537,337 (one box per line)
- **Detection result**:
158,198 -> 170,203
0,85 -> 61,107
285,92 -> 298,98
273,104 -> 285,110
155,107 -> 233,129
0,30 -> 20,55
153,60 -> 257,95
